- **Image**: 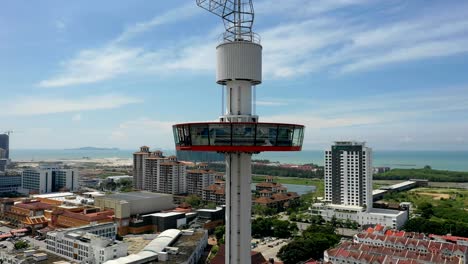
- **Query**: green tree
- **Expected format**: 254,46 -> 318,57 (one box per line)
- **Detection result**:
253,204 -> 269,216
277,224 -> 340,264
14,240 -> 29,250
310,215 -> 324,225
330,215 -> 338,228
418,202 -> 434,219
214,225 -> 225,242
185,195 -> 202,208
205,202 -> 217,209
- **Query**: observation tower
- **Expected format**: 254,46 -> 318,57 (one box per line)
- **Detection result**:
173,1 -> 304,263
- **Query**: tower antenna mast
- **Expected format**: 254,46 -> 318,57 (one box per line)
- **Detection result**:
196,0 -> 258,42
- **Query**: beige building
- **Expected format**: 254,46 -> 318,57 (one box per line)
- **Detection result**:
132,146 -> 150,190
202,180 -> 225,205
94,192 -> 174,235
133,147 -> 187,195
187,169 -> 216,196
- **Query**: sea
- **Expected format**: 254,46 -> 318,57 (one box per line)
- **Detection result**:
10,149 -> 468,172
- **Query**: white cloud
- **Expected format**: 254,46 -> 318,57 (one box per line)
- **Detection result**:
256,100 -> 289,106
113,3 -> 199,44
1,94 -> 141,116
109,118 -> 176,149
39,47 -> 143,88
72,113 -> 82,121
55,20 -> 66,31
255,0 -> 369,16
39,1 -> 468,86
39,4 -> 201,88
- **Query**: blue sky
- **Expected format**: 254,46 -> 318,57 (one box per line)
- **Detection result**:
1,0 -> 468,151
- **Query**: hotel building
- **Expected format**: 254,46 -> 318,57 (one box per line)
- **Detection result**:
21,165 -> 79,194
312,141 -> 408,229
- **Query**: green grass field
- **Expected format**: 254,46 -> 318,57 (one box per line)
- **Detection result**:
382,187 -> 468,223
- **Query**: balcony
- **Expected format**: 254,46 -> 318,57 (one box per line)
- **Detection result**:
173,122 -> 304,153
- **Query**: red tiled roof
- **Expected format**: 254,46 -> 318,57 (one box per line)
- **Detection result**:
375,224 -> 384,232
60,209 -> 114,222
15,201 -> 53,210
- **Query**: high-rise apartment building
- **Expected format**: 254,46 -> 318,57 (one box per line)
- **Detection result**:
144,155 -> 186,194
186,169 -> 215,196
0,134 -> 9,159
21,165 -> 79,194
132,146 -> 151,190
312,141 -> 408,229
325,141 -> 373,210
133,147 -> 187,195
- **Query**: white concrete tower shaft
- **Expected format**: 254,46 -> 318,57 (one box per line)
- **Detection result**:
217,41 -> 262,264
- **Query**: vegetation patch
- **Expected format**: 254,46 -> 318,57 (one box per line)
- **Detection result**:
374,167 -> 468,182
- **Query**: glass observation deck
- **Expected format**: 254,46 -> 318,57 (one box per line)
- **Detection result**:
173,122 -> 304,153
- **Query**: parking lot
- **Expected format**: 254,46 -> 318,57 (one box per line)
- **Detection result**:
0,224 -> 47,249
252,237 -> 289,262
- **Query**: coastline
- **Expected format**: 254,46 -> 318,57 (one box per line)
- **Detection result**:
9,149 -> 468,172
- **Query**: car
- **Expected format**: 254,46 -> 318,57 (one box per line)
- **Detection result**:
268,244 -> 274,248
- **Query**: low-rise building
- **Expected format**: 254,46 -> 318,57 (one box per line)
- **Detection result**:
325,225 -> 468,264
0,248 -> 73,264
94,192 -> 175,236
310,203 -> 408,229
253,176 -> 300,211
5,199 -> 54,225
46,223 -> 126,264
104,229 -> 208,264
202,180 -> 225,205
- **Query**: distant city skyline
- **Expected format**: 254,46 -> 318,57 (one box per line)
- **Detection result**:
1,0 -> 468,150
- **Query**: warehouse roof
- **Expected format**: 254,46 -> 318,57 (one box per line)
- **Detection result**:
102,191 -> 171,201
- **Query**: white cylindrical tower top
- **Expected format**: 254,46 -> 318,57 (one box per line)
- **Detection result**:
216,42 -> 262,85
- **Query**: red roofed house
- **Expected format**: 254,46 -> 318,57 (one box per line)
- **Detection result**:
253,176 -> 300,212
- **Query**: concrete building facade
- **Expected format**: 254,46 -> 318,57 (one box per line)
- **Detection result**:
325,141 -> 373,210
186,169 -> 215,196
312,141 -> 408,229
0,173 -> 22,193
94,192 -> 175,236
133,147 -> 187,195
132,146 -> 150,190
46,223 -> 127,264
21,165 -> 79,194
0,134 -> 9,159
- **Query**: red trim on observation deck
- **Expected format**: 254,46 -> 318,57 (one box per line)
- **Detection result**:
176,145 -> 302,152
173,121 -> 304,127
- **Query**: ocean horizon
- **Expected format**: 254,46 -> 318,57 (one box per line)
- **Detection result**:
9,149 -> 468,172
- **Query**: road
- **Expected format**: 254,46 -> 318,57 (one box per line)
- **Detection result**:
0,225 -> 47,249
253,239 -> 289,262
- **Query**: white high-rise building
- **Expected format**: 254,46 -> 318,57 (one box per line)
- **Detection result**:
325,141 -> 373,210
312,141 -> 408,229
21,165 -> 79,194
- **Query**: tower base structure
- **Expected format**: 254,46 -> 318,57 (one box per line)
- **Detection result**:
225,152 -> 252,264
